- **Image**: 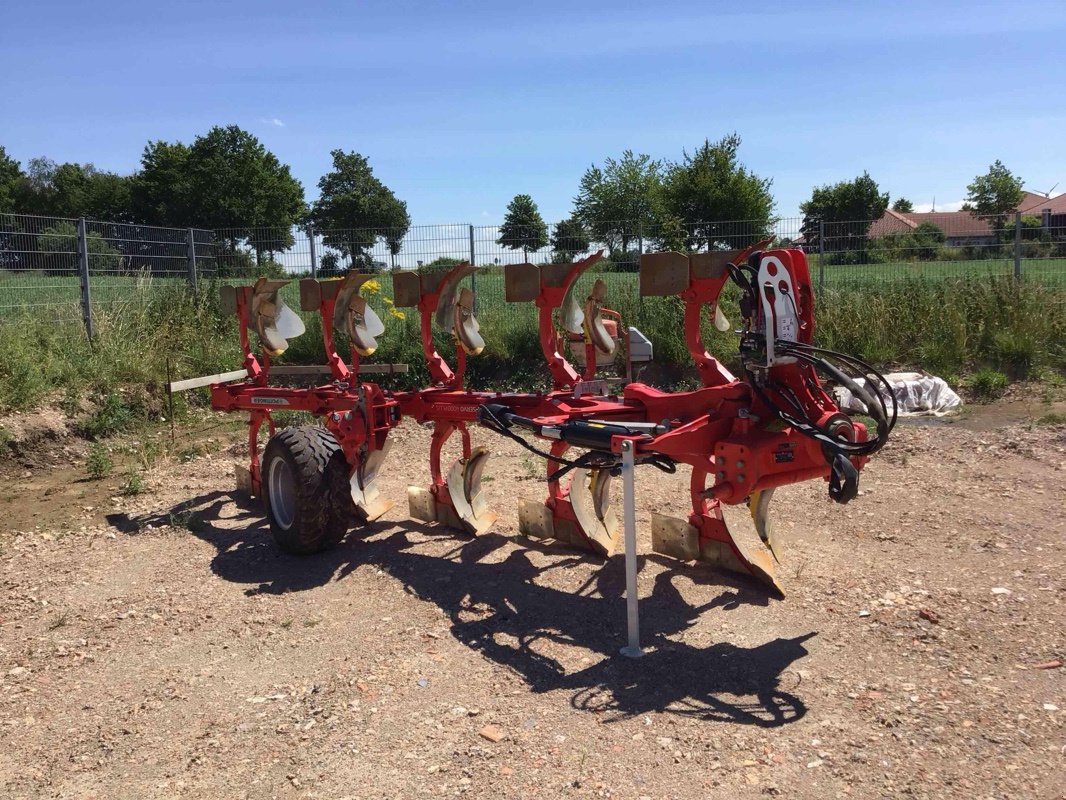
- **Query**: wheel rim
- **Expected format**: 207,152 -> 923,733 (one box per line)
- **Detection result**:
268,457 -> 297,530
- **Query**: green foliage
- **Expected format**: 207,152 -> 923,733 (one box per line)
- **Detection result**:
37,221 -> 122,274
189,126 -> 305,242
967,368 -> 1009,401
891,197 -> 914,213
0,146 -> 24,214
132,140 -> 194,225
497,194 -> 548,256
1036,412 -> 1066,426
77,392 -> 134,439
310,149 -> 410,268
550,216 -> 590,262
85,444 -> 113,479
419,256 -> 463,272
13,157 -> 135,221
963,159 -> 1024,231
660,134 -> 775,250
119,469 -> 146,496
574,150 -> 663,254
800,171 -> 889,258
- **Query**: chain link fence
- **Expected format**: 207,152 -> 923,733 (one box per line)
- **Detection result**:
2,210 -> 1064,340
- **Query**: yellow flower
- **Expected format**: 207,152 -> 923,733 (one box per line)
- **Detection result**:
388,307 -> 406,320
360,279 -> 381,295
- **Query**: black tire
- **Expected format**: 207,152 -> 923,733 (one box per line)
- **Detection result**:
261,426 -> 351,554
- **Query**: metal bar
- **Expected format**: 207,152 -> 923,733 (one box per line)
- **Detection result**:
1013,211 -> 1022,280
168,369 -> 250,393
619,438 -> 644,658
186,227 -> 198,292
468,224 -> 477,314
77,217 -> 93,341
818,219 -> 826,289
308,225 -> 318,279
270,364 -> 410,376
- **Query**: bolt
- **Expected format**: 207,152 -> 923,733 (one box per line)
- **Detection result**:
737,474 -> 746,482
736,460 -> 745,469
716,471 -> 726,480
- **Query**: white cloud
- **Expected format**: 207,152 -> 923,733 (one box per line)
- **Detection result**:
261,117 -> 285,128
912,199 -> 965,213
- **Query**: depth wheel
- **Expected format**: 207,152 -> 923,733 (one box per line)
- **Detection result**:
261,426 -> 351,554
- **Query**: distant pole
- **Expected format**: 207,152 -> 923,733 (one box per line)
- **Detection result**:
186,228 -> 198,294
1013,211 -> 1022,280
818,219 -> 826,289
77,217 -> 93,341
307,224 -> 318,279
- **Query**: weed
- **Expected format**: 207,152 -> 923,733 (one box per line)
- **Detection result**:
177,444 -> 206,463
1036,412 -> 1066,426
86,443 -> 114,479
520,455 -> 540,480
168,509 -> 205,531
119,470 -> 146,496
968,368 -> 1010,402
47,611 -> 69,631
78,392 -> 133,440
59,386 -> 82,417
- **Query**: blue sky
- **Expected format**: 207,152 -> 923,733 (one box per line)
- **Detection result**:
2,0 -> 1064,223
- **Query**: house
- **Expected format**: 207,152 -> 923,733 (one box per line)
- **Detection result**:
867,191 -> 1066,246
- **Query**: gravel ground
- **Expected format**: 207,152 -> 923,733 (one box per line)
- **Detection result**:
0,408 -> 1063,799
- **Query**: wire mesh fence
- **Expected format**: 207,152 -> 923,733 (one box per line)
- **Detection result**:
2,210 -> 1064,339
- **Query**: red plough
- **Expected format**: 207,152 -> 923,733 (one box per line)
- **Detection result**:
195,246 -> 896,596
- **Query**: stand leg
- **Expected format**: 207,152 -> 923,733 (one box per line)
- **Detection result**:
619,439 -> 644,658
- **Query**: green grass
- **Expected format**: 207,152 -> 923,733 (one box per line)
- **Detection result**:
0,266 -> 1063,419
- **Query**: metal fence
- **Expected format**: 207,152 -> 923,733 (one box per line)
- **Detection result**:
2,210 -> 1064,340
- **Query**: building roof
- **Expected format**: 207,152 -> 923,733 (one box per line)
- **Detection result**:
868,208 -> 993,237
1017,191 -> 1066,215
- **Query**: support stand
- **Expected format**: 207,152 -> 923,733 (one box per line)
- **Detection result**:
619,439 -> 644,658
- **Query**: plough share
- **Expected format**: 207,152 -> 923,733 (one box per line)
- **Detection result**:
202,245 -> 896,598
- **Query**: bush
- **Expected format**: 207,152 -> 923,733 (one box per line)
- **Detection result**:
85,443 -> 113,478
967,368 -> 1009,401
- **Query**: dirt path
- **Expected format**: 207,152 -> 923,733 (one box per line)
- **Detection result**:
0,411 -> 1064,799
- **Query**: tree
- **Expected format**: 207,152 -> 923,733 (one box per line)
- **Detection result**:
11,157 -> 134,220
0,147 -> 23,213
573,150 -> 663,254
310,149 -> 410,270
131,140 -> 194,226
963,160 -> 1024,234
549,216 -> 589,262
497,194 -> 548,259
891,197 -> 914,213
800,172 -> 889,261
660,134 -> 775,250
185,126 -> 305,253
912,221 -> 945,260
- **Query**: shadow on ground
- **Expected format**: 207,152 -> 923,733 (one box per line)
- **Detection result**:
108,491 -> 815,728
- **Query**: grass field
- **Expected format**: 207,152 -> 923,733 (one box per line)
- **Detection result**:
0,256 -> 1064,320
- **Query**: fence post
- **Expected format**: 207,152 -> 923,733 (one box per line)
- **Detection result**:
468,224 -> 477,313
186,227 -> 198,293
1013,211 -> 1022,280
818,219 -> 826,289
76,217 -> 94,341
307,224 -> 318,279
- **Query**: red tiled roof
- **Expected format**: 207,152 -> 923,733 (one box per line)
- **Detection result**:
867,208 -> 916,237
869,209 -> 993,237
1017,191 -> 1066,215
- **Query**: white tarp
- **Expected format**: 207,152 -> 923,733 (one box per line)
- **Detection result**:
834,371 -> 963,417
